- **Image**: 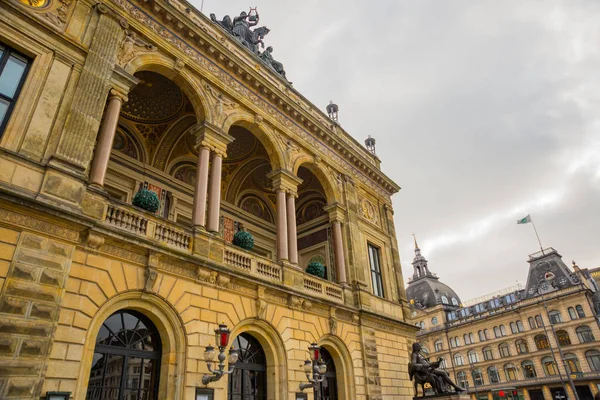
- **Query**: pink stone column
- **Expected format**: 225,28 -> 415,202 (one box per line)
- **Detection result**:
206,151 -> 223,233
332,220 -> 348,285
286,192 -> 298,265
89,91 -> 125,187
276,190 -> 289,261
192,146 -> 210,228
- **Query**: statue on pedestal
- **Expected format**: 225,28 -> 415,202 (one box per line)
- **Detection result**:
409,342 -> 465,397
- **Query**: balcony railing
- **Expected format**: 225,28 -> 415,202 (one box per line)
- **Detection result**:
104,201 -> 192,253
103,200 -> 345,305
224,245 -> 282,283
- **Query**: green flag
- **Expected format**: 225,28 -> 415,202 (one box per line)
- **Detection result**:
517,214 -> 531,224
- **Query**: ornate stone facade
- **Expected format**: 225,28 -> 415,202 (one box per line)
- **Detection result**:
0,0 -> 416,399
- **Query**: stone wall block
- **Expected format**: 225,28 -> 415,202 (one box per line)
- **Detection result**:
0,231 -> 75,400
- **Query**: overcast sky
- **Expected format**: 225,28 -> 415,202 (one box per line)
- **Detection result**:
194,0 -> 600,301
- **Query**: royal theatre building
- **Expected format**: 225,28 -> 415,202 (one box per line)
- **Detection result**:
0,0 -> 418,399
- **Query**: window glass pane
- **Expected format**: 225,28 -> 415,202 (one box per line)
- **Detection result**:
0,54 -> 27,98
0,98 -> 9,125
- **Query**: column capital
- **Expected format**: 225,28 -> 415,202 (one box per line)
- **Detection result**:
111,65 -> 139,98
324,202 -> 346,222
267,169 -> 303,194
108,88 -> 128,103
191,121 -> 234,156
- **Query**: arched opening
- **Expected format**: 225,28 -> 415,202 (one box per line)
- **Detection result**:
318,335 -> 355,400
314,347 -> 337,400
295,164 -> 336,280
221,125 -> 279,258
86,310 -> 161,400
228,332 -> 267,400
104,69 -> 205,225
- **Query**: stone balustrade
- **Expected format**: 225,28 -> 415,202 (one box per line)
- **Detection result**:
302,274 -> 344,304
104,201 -> 191,253
224,245 -> 282,283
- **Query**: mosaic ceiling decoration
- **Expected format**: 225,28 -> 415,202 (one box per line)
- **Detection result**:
121,71 -> 185,124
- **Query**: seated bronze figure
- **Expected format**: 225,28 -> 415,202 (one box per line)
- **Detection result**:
409,342 -> 465,397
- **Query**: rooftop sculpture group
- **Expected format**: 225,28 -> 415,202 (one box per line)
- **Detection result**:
210,9 -> 290,82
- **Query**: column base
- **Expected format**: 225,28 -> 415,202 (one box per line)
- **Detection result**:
87,183 -> 110,197
192,230 -> 224,263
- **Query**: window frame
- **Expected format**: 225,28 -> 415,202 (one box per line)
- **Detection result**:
367,243 -> 384,298
0,44 -> 31,138
483,346 -> 494,361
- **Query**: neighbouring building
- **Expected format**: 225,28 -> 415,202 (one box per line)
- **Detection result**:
0,1 -> 417,399
407,240 -> 600,400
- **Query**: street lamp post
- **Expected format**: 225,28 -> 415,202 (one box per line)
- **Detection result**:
299,343 -> 327,391
537,277 -> 580,400
202,323 -> 240,385
469,361 -> 479,400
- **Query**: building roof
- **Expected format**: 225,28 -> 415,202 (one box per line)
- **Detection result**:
406,237 -> 461,309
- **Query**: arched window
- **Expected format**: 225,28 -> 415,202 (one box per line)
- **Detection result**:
478,330 -> 485,342
472,368 -> 484,386
515,339 -> 528,354
548,310 -> 562,324
516,321 -> 524,332
452,298 -> 459,306
421,346 -> 429,355
463,334 -> 471,345
441,295 -> 449,304
528,317 -> 536,329
315,347 -> 338,400
556,330 -> 571,346
576,325 -> 595,343
456,371 -> 468,389
439,357 -> 447,369
586,350 -> 600,371
568,307 -> 577,320
484,329 -> 490,340
483,346 -> 494,361
488,366 -> 500,384
535,315 -> 543,328
498,342 -> 511,358
542,356 -> 557,376
522,360 -> 537,378
575,305 -> 585,318
432,317 -> 438,325
87,310 -> 161,400
564,353 -> 581,374
493,326 -> 501,338
228,333 -> 267,400
434,340 -> 443,352
454,354 -> 464,366
535,334 -> 549,350
469,333 -> 475,343
468,350 -> 479,364
504,363 -> 518,381
510,322 -> 517,334
500,325 -> 507,336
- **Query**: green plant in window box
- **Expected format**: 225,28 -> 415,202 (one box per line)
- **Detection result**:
233,230 -> 254,251
132,188 -> 160,213
306,261 -> 325,279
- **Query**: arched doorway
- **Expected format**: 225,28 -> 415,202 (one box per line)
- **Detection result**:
315,347 -> 338,400
86,310 -> 161,400
228,332 -> 267,400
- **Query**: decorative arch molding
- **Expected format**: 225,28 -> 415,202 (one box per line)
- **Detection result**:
236,189 -> 275,223
76,291 -> 187,400
295,162 -> 339,205
152,114 -> 197,170
229,318 -> 288,400
113,124 -> 148,163
168,157 -> 198,187
222,111 -> 285,171
318,334 -> 356,400
224,157 -> 271,204
125,53 -> 209,122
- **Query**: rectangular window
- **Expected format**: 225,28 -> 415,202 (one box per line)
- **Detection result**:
368,244 -> 384,298
196,388 -> 214,400
0,44 -> 30,137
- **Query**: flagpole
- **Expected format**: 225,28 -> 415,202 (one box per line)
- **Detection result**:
530,217 -> 544,255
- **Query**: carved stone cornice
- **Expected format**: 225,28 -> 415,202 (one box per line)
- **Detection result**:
107,0 -> 400,198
